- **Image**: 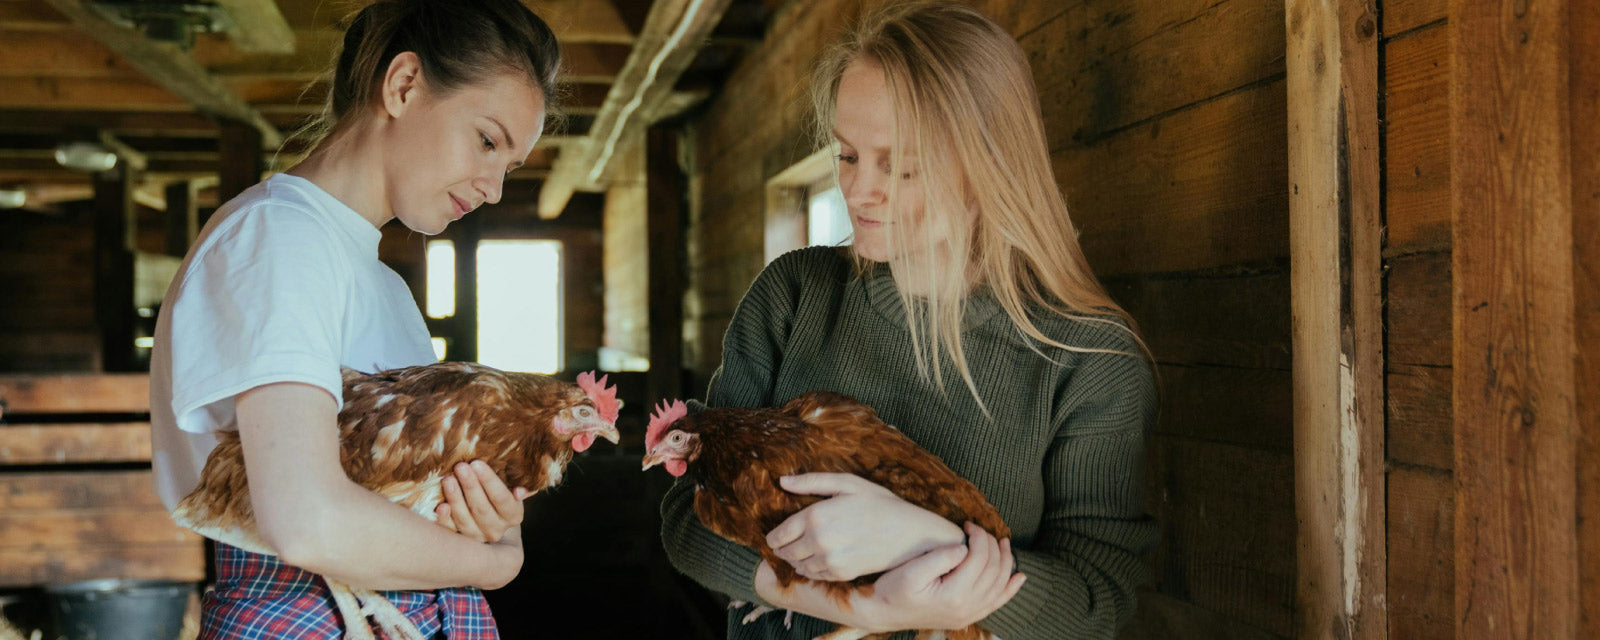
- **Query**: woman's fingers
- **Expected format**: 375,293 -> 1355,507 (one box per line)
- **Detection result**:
442,474 -> 486,541
943,523 -> 996,591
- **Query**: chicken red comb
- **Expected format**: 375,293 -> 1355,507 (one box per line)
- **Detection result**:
576,371 -> 620,423
646,399 -> 688,451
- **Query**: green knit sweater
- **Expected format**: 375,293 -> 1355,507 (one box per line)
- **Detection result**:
659,246 -> 1158,640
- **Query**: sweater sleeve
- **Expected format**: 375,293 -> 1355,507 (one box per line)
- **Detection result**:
980,340 -> 1160,639
658,251 -> 806,604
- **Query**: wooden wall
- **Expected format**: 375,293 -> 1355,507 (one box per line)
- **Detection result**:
678,1 -> 1294,637
1381,1 -> 1453,638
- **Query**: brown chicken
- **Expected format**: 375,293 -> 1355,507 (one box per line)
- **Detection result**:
172,362 -> 622,640
641,392 -> 1009,640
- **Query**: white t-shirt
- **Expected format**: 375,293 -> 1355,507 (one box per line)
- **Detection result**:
150,173 -> 436,510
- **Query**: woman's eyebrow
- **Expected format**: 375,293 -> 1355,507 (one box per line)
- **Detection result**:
487,116 -> 515,153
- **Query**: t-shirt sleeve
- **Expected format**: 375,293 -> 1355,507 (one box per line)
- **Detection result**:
166,205 -> 350,434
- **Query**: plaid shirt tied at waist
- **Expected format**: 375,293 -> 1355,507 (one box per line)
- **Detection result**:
201,542 -> 499,640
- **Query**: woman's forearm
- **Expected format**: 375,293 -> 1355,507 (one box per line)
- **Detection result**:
272,478 -> 522,590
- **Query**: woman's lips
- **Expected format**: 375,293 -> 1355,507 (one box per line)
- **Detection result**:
450,195 -> 469,220
854,216 -> 884,228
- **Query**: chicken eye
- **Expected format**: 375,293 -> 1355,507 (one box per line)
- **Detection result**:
670,433 -> 684,444
578,407 -> 592,418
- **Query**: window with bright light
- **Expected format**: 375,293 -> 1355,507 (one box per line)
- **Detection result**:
807,185 -> 851,248
476,240 -> 562,374
426,241 -> 455,319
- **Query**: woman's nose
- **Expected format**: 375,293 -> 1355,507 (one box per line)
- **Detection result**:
843,170 -> 884,209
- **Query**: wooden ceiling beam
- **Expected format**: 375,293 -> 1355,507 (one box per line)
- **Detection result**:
539,0 -> 733,218
41,0 -> 282,146
213,0 -> 295,54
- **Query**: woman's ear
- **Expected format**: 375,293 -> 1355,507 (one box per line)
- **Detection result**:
380,52 -> 424,119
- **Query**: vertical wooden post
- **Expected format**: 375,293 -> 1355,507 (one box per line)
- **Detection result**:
646,124 -> 685,405
215,118 -> 263,219
452,215 -> 480,363
1451,0 -> 1581,637
164,180 -> 197,257
93,162 -> 137,372
1574,0 -> 1600,636
1285,0 -> 1386,637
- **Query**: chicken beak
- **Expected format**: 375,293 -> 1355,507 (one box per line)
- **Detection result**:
641,451 -> 664,471
598,423 -> 621,445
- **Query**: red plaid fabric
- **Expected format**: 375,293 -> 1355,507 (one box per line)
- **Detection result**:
201,542 -> 499,640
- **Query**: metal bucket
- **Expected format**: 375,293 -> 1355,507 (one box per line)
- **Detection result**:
47,579 -> 192,640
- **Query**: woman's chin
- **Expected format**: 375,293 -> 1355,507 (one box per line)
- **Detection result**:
397,214 -> 449,236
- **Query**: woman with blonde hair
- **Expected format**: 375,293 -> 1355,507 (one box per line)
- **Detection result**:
660,2 -> 1158,639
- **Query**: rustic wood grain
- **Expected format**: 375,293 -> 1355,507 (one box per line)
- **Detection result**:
1451,0 -> 1581,635
0,423 -> 151,464
1057,81 -> 1289,277
1286,0 -> 1386,636
1384,0 -> 1447,37
1023,0 -> 1286,152
1105,271 -> 1290,370
1386,365 -> 1452,471
0,470 -> 166,511
0,374 -> 149,414
1387,251 -> 1452,368
1387,465 -> 1454,640
1570,0 -> 1599,634
0,544 -> 204,587
1384,25 -> 1450,255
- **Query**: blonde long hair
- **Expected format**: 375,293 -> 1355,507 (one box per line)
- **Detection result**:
812,1 -> 1146,410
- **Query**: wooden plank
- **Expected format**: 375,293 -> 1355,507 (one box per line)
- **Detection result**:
1155,365 -> 1292,453
1387,466 -> 1453,640
0,76 -> 190,110
1285,0 -> 1386,637
0,543 -> 204,587
0,375 -> 149,413
0,28 -> 140,77
1057,81 -> 1288,277
0,508 -> 198,548
1384,25 -> 1450,255
0,423 -> 151,464
1387,251 -> 1451,368
1451,0 -> 1581,635
1105,271 -> 1290,370
1571,0 -> 1600,634
1386,364 -> 1451,470
0,470 -> 166,510
538,0 -> 734,218
41,0 -> 281,146
1024,0 -> 1286,152
1147,437 -> 1296,636
1384,0 -> 1447,38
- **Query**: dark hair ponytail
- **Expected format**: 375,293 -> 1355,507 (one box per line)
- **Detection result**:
295,0 -> 562,149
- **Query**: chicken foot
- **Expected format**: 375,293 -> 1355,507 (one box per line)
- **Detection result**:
325,579 -> 427,640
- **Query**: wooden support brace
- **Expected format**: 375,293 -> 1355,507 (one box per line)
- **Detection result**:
1285,0 -> 1386,637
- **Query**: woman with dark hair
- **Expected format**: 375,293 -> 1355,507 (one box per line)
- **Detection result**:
148,1 -> 562,637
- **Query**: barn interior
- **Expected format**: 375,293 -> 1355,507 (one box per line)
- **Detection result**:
0,0 -> 1596,639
